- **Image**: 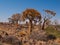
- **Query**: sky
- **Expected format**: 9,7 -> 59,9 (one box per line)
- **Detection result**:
0,0 -> 60,24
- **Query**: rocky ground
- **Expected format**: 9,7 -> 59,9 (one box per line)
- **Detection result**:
0,23 -> 60,45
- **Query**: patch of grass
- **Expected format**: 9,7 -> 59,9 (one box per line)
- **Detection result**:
45,26 -> 60,38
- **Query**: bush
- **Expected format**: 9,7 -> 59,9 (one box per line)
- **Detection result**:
2,36 -> 22,45
46,34 -> 56,41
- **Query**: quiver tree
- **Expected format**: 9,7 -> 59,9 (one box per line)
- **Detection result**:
22,9 -> 41,35
8,13 -> 21,25
42,10 -> 56,30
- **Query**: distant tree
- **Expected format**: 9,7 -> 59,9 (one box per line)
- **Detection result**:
11,13 -> 21,24
8,13 -> 21,25
42,10 -> 56,30
22,9 -> 41,35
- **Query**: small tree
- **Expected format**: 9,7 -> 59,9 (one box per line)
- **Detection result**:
8,13 -> 21,25
42,10 -> 56,30
22,9 -> 41,35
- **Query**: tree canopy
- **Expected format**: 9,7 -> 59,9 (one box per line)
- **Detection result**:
22,9 -> 41,21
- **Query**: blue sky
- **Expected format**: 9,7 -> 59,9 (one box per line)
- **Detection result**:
0,0 -> 60,23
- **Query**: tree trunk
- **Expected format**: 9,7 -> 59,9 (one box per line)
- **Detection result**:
15,20 -> 18,24
42,21 -> 45,30
28,19 -> 32,36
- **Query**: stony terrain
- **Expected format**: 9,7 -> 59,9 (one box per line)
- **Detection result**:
0,22 -> 60,45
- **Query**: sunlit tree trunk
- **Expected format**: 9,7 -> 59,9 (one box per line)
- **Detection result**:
28,19 -> 32,36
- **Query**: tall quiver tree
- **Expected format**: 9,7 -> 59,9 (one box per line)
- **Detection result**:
42,10 -> 56,30
22,9 -> 41,35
